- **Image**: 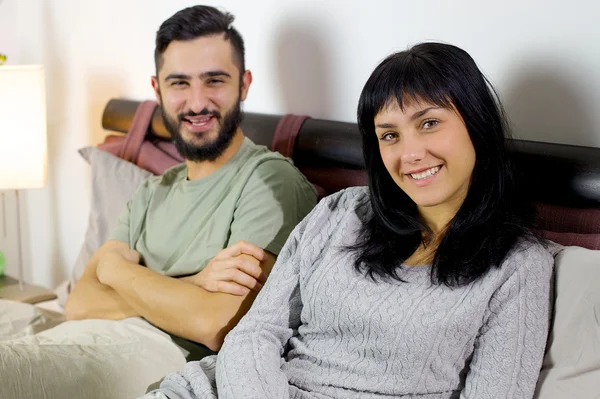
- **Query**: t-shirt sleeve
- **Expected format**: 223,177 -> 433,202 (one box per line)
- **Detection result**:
460,244 -> 554,398
108,199 -> 132,244
107,177 -> 154,248
227,159 -> 317,255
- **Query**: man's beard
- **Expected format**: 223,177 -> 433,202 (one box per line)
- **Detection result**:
161,98 -> 243,162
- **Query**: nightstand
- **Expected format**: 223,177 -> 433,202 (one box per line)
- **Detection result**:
0,275 -> 57,304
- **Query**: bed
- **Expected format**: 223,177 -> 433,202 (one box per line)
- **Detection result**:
42,98 -> 600,398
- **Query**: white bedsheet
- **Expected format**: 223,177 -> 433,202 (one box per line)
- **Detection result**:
35,297 -> 64,314
0,299 -> 186,399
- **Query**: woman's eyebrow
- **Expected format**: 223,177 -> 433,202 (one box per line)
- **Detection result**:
375,123 -> 396,129
410,106 -> 441,121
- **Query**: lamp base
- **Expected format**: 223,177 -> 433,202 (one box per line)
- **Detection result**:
0,275 -> 57,304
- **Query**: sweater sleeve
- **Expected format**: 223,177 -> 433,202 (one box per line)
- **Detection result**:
460,243 -> 554,399
215,193 -> 333,399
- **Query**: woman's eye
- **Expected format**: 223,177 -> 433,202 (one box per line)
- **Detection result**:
422,119 -> 439,129
381,132 -> 398,142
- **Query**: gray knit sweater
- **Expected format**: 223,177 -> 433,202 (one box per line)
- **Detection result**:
153,187 -> 553,399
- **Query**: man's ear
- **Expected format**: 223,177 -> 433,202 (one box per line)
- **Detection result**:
151,76 -> 161,102
240,70 -> 252,102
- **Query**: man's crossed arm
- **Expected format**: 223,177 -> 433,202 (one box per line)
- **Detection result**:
65,240 -> 276,352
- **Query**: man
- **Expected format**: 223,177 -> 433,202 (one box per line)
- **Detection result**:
0,5 -> 316,398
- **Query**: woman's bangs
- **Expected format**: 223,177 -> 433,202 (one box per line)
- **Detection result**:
372,57 -> 454,117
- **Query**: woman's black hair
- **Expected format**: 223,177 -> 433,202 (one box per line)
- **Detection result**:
353,42 -> 534,286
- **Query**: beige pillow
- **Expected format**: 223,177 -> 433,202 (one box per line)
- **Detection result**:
71,147 -> 152,282
535,246 -> 600,398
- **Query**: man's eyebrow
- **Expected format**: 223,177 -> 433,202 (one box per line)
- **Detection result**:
200,70 -> 232,79
163,71 -> 232,81
164,73 -> 191,81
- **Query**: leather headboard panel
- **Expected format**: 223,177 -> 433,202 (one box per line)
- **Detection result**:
102,99 -> 600,208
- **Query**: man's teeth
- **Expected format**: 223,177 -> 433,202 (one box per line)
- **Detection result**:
188,117 -> 211,126
410,166 -> 441,180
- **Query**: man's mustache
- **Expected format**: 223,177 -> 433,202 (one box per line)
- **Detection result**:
178,109 -> 221,122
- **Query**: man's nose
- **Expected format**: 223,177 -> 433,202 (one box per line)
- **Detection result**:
188,86 -> 210,114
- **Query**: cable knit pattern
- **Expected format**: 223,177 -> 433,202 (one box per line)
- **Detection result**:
152,187 -> 554,399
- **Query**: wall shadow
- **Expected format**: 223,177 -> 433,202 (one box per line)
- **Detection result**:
503,64 -> 595,148
85,73 -> 127,144
274,18 -> 332,119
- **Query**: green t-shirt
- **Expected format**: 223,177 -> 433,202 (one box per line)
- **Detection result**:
110,137 -> 317,276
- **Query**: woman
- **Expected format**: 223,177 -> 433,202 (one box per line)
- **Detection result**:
148,43 -> 553,399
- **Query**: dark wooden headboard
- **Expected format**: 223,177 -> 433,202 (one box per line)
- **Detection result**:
101,98 -> 600,249
102,98 -> 600,208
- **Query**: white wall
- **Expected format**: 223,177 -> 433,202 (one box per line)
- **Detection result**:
1,0 -> 599,288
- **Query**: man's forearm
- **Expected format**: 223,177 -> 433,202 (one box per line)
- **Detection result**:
99,259 -> 223,348
98,251 -> 276,351
66,279 -> 141,321
65,253 -> 140,321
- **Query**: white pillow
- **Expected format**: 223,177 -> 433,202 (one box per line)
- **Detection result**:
535,246 -> 600,398
55,147 -> 152,307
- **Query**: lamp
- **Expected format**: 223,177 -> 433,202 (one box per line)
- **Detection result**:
0,65 -> 54,303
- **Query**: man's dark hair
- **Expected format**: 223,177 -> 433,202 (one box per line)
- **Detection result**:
352,42 -> 535,287
154,5 -> 245,76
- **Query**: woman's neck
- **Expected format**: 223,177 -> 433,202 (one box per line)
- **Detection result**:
404,231 -> 444,267
406,198 -> 463,266
418,205 -> 455,234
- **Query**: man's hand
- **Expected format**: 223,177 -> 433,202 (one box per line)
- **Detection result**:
96,246 -> 140,285
186,241 -> 268,296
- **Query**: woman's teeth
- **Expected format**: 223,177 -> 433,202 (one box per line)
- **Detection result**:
410,166 -> 441,180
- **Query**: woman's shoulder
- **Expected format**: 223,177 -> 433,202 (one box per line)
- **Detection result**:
499,237 -> 554,281
300,186 -> 370,235
318,186 -> 370,212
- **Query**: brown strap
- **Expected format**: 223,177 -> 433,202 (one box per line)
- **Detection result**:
272,114 -> 310,158
118,100 -> 158,163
